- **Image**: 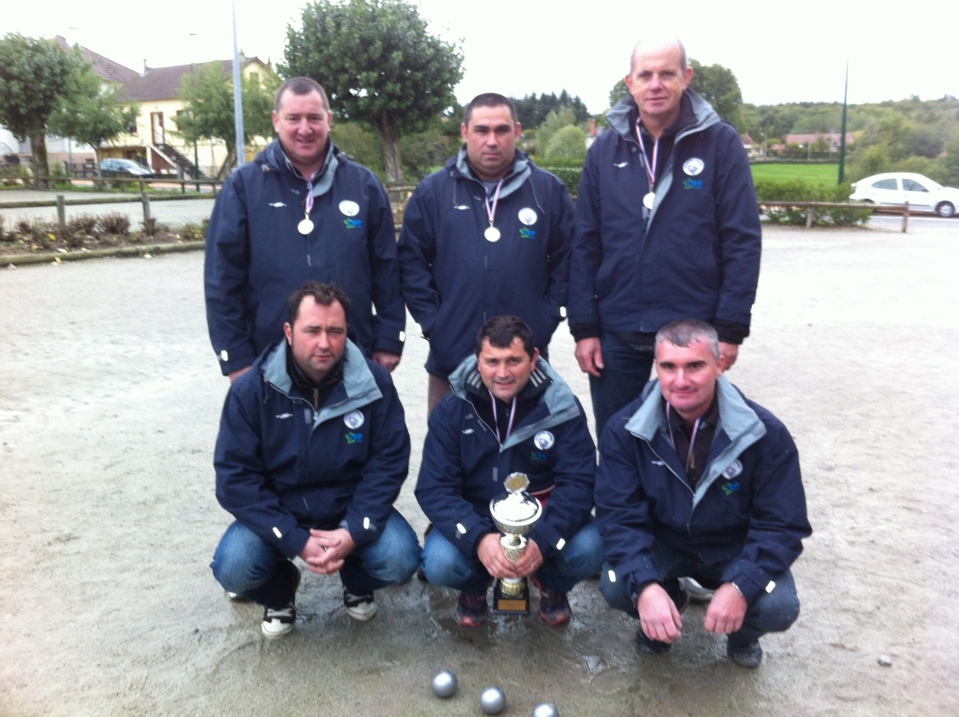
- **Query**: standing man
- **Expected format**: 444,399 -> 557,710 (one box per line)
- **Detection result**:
416,315 -> 602,627
569,38 -> 761,436
595,319 -> 810,667
399,93 -> 574,413
205,77 -> 405,383
211,282 -> 419,638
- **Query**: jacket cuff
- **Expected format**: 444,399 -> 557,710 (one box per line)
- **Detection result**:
216,343 -> 258,376
710,319 -> 750,345
721,558 -> 773,604
569,323 -> 601,342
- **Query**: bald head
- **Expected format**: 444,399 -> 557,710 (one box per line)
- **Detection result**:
629,37 -> 688,74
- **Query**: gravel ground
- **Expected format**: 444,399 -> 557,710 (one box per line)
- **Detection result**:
0,222 -> 957,716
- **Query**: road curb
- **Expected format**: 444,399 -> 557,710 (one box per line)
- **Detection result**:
2,241 -> 205,267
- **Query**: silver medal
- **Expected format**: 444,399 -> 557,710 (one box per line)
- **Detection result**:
643,192 -> 655,210
298,218 -> 314,235
484,226 -> 501,242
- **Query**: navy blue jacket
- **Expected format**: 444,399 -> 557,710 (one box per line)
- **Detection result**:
415,355 -> 596,561
214,339 -> 411,558
205,140 -> 405,375
569,91 -> 761,340
398,149 -> 574,377
595,376 -> 811,604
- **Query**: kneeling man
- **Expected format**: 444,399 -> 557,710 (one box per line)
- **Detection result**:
596,319 -> 811,667
416,315 -> 602,627
211,282 -> 419,637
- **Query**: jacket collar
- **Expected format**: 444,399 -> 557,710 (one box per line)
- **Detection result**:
448,354 -> 581,449
262,139 -> 342,198
606,89 -> 720,144
449,146 -> 533,201
258,338 -> 382,420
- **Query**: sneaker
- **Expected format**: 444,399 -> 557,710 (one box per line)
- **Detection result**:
680,577 -> 715,604
454,591 -> 488,627
535,581 -> 572,626
343,589 -> 377,621
261,602 -> 296,638
727,638 -> 763,668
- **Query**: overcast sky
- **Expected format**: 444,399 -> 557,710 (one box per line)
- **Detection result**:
6,0 -> 957,115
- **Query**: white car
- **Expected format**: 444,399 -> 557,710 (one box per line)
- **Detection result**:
849,172 -> 959,217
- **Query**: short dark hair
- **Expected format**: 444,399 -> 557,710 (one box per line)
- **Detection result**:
655,318 -> 720,361
275,77 -> 330,113
475,315 -> 535,357
463,93 -> 517,126
287,281 -> 351,325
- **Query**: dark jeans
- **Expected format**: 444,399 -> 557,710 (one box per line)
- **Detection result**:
589,332 -> 655,439
599,540 -> 801,646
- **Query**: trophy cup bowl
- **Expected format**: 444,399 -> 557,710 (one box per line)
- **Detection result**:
489,472 -> 542,614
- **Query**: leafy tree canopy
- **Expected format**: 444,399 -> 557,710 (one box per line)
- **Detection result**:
281,0 -> 463,184
47,54 -> 139,170
174,62 -> 278,176
688,59 -> 743,128
511,90 -> 590,127
544,125 -> 587,162
0,33 -> 82,184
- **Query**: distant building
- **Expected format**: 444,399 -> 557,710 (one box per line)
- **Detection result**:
785,132 -> 855,152
114,57 -> 276,179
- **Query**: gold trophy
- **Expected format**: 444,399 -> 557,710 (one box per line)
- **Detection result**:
489,472 -> 543,614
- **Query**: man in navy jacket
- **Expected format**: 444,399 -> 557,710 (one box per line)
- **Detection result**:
205,77 -> 405,384
595,319 -> 810,667
569,38 -> 761,437
210,282 -> 418,638
416,315 -> 602,627
399,94 -> 574,413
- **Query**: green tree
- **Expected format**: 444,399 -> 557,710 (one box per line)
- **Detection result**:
281,0 -> 463,185
175,62 -> 279,177
544,125 -> 587,162
47,56 -> 139,177
608,78 -> 628,109
534,106 -> 578,158
0,34 -> 80,187
689,59 -> 743,128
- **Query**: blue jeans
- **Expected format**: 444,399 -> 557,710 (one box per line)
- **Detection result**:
211,509 -> 420,608
421,517 -> 604,595
589,333 -> 655,439
599,540 -> 801,646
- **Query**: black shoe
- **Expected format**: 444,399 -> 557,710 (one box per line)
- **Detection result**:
635,628 -> 672,655
727,639 -> 763,668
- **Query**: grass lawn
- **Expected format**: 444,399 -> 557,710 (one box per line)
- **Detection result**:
751,163 -> 841,185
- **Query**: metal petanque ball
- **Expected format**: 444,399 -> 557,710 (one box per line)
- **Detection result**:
480,686 -> 507,715
532,702 -> 560,717
431,669 -> 458,698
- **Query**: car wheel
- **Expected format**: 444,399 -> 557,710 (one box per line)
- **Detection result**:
935,201 -> 955,218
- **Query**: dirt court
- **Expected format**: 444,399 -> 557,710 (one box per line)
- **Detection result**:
1,223 -> 957,716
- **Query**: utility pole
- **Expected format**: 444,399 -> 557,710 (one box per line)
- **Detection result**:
232,0 -> 245,169
838,59 -> 849,185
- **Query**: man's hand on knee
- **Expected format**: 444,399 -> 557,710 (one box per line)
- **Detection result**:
703,582 -> 747,635
637,582 -> 683,644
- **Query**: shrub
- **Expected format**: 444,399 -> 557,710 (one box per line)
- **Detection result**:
179,221 -> 208,242
544,126 -> 587,162
68,213 -> 99,236
98,212 -> 131,235
755,180 -> 871,226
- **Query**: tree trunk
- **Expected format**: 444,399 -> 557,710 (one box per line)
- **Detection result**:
29,131 -> 50,189
374,118 -> 403,186
216,146 -> 237,180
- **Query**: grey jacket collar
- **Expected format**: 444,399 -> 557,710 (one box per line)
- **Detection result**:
266,139 -> 341,198
452,146 -> 533,201
448,355 -> 581,450
625,375 -> 767,501
260,339 -> 382,422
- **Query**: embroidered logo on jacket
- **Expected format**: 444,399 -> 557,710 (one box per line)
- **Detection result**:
345,432 -> 364,445
683,179 -> 704,190
344,219 -> 364,230
530,450 -> 549,462
722,481 -> 741,496
520,228 -> 537,239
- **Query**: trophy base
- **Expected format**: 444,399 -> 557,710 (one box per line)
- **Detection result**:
492,578 -> 530,615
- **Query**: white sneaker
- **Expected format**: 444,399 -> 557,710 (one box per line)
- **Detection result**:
343,589 -> 377,621
261,602 -> 296,637
680,577 -> 715,604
